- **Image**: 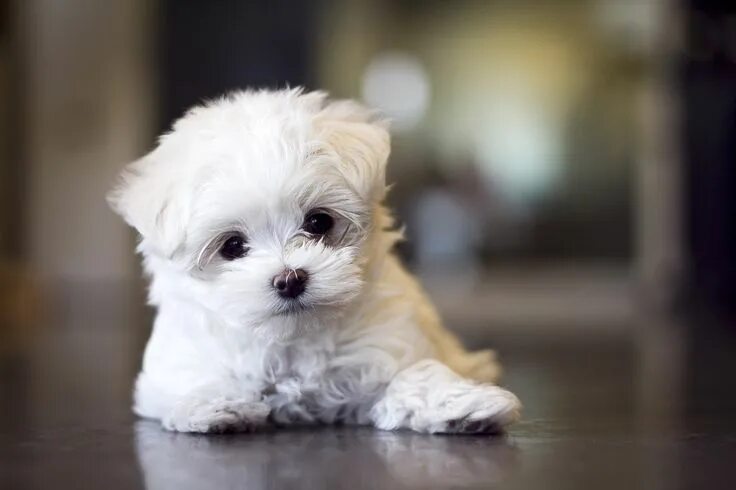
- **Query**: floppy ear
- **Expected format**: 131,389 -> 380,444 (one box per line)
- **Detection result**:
315,100 -> 390,202
107,146 -> 190,258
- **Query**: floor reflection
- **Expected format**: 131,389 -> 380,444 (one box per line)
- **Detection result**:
135,422 -> 517,490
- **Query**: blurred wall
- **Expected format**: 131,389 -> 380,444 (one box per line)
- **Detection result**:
18,0 -> 154,284
685,1 -> 736,315
158,0 -> 315,133
0,2 -> 17,259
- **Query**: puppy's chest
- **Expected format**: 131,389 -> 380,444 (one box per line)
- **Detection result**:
249,341 -> 382,424
230,338 -> 334,391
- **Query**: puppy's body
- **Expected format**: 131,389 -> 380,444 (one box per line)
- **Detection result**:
111,89 -> 520,433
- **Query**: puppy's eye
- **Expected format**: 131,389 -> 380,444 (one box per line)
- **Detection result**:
303,211 -> 334,236
220,234 -> 248,260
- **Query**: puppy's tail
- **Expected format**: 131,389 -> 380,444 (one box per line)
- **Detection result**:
446,348 -> 502,384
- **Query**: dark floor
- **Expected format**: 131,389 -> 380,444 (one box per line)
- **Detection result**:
1,299 -> 736,489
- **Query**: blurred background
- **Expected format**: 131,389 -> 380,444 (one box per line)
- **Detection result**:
0,1 -> 735,487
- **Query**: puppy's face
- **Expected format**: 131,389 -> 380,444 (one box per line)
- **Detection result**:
109,90 -> 390,339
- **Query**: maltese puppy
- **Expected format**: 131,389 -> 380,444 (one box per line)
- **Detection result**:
109,88 -> 520,434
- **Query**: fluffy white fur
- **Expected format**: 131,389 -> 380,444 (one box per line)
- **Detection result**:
109,88 -> 520,434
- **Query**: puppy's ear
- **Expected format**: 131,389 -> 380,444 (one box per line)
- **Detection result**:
107,146 -> 189,258
315,100 -> 390,202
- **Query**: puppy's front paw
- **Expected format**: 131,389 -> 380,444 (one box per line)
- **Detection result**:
436,385 -> 520,434
371,359 -> 521,434
162,397 -> 270,433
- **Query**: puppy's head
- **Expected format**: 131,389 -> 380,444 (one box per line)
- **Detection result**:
109,89 -> 392,339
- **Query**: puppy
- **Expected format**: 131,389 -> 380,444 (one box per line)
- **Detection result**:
109,88 -> 520,434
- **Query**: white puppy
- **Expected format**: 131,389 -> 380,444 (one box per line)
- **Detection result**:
109,88 -> 520,434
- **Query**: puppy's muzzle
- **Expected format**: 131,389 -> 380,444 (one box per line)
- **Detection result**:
272,269 -> 308,299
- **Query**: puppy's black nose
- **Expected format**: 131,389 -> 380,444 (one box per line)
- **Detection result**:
272,269 -> 308,299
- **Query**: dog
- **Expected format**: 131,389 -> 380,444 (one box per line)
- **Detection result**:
108,88 -> 520,434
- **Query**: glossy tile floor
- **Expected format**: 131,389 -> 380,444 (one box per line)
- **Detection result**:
1,300 -> 736,489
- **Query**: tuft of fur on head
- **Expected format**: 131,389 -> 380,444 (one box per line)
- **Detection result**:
108,88 -> 393,340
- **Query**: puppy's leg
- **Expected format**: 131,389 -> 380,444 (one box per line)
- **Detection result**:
138,378 -> 269,433
369,359 -> 520,434
162,393 -> 270,434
